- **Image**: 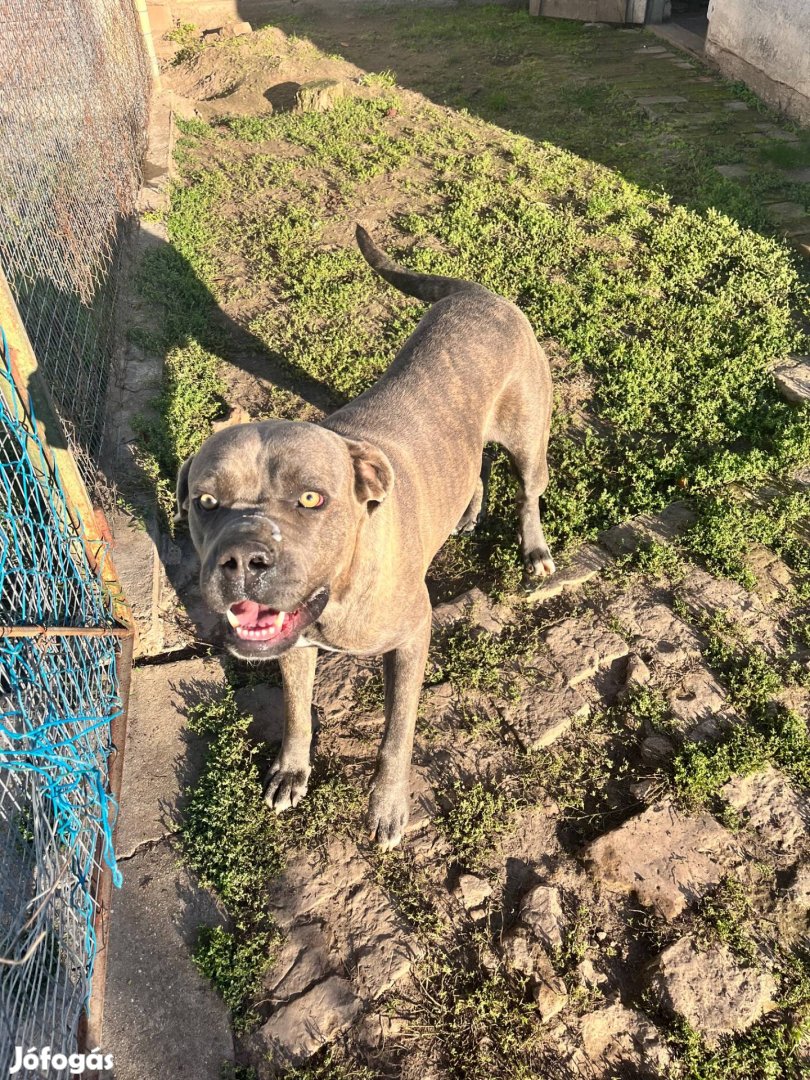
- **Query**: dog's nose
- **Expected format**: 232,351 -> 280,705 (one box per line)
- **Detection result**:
217,544 -> 274,589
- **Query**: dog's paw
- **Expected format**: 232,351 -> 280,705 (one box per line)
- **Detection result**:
264,762 -> 311,814
524,547 -> 556,579
366,783 -> 410,851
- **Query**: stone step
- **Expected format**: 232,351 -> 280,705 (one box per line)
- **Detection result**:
773,354 -> 810,404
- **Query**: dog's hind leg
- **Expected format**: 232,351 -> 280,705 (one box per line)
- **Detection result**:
454,454 -> 492,534
455,476 -> 483,534
494,388 -> 555,580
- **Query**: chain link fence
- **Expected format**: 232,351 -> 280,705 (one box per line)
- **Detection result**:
0,0 -> 150,469
0,0 -> 147,1068
0,325 -> 132,1074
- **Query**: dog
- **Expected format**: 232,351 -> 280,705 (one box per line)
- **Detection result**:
175,225 -> 555,849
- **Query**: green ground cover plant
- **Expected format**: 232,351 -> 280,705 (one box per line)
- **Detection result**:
142,9 -> 810,1076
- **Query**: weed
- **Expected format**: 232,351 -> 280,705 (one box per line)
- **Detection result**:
617,539 -> 685,582
672,613 -> 810,804
371,847 -> 446,939
685,491 -> 810,589
407,942 -> 549,1080
194,924 -> 278,1023
180,688 -> 284,1029
283,1050 -> 376,1079
692,876 -> 758,964
529,704 -> 644,838
429,623 -> 515,696
166,21 -> 202,65
220,1065 -> 258,1080
278,751 -> 364,849
437,780 -> 518,871
353,668 -> 385,714
359,69 -> 397,87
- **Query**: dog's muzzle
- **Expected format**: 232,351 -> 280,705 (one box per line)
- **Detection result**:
224,586 -> 330,657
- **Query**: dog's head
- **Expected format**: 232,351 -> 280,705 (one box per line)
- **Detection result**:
176,420 -> 394,659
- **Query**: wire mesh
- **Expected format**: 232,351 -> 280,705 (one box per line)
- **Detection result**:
0,0 -> 150,469
0,320 -> 127,1070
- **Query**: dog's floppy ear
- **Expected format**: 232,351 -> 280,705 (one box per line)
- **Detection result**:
344,439 -> 394,507
175,455 -> 194,523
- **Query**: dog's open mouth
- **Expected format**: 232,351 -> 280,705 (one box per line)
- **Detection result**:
224,586 -> 329,651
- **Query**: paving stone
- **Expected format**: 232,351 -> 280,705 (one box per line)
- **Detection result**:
675,567 -> 780,654
500,926 -> 568,1020
266,836 -> 422,1008
746,543 -> 793,602
104,841 -> 234,1079
773,355 -> 810,405
610,597 -> 703,675
432,586 -> 506,635
786,862 -> 810,911
257,975 -> 362,1067
651,938 -> 777,1047
502,653 -> 590,750
600,500 -> 695,556
714,163 -> 750,178
640,734 -> 675,766
586,801 -> 735,920
519,884 -> 566,952
580,1002 -> 671,1078
785,167 -> 810,184
666,667 -> 739,739
723,100 -> 750,111
456,872 -> 492,914
522,542 -> 612,603
766,201 -> 808,224
543,617 -> 628,687
117,657 -> 223,858
618,652 -> 652,698
722,766 -> 810,853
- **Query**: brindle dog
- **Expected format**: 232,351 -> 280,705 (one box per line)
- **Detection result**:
176,226 -> 554,848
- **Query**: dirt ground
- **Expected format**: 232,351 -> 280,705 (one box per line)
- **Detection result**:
107,6 -> 810,1079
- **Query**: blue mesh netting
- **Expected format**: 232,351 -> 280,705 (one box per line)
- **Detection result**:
0,327 -> 125,1072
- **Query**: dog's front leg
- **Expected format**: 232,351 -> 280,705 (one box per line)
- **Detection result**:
264,646 -> 317,813
368,602 -> 431,850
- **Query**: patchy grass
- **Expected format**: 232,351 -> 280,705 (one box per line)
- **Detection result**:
692,876 -> 758,964
371,847 -> 446,939
437,780 -> 519,871
685,490 -> 810,589
404,943 -> 550,1080
672,613 -> 810,806
147,11 -> 810,1077
155,66 -> 810,583
179,688 -> 363,1028
179,689 -> 283,1030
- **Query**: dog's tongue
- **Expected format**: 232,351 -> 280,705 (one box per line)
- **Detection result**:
227,600 -> 276,629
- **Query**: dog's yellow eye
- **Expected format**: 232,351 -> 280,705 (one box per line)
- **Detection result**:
298,491 -> 324,508
198,493 -> 219,511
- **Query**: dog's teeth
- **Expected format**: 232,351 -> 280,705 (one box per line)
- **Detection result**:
226,608 -> 241,628
274,611 -> 286,631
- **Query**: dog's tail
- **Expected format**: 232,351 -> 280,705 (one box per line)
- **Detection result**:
356,224 -> 485,303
